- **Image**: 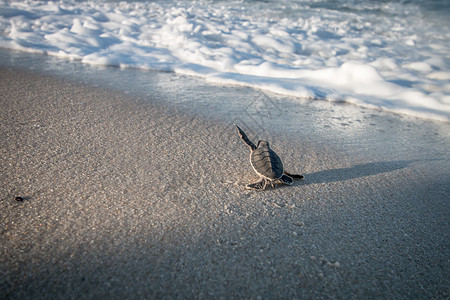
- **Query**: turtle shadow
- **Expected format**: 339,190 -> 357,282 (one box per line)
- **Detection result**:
298,160 -> 415,185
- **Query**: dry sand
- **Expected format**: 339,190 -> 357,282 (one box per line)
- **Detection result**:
1,66 -> 449,299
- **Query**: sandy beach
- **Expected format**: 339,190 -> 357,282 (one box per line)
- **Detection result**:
1,66 -> 449,299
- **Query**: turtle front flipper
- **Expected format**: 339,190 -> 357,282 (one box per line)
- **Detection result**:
280,174 -> 294,185
235,125 -> 257,151
246,178 -> 267,190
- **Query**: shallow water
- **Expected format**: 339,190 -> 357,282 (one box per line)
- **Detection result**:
1,0 -> 449,120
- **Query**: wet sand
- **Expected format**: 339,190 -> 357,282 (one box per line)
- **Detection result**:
1,67 -> 449,299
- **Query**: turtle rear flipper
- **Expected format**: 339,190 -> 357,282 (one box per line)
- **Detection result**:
280,174 -> 294,185
246,178 -> 267,190
284,171 -> 304,180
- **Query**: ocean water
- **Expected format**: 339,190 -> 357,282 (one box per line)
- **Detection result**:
0,0 -> 449,121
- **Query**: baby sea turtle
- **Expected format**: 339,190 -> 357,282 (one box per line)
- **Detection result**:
236,125 -> 304,190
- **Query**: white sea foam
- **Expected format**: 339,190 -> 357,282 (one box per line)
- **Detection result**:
1,0 -> 449,121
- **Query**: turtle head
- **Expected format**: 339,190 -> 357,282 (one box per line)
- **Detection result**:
257,140 -> 269,148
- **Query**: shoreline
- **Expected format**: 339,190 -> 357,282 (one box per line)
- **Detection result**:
1,67 -> 449,298
1,48 -> 449,128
